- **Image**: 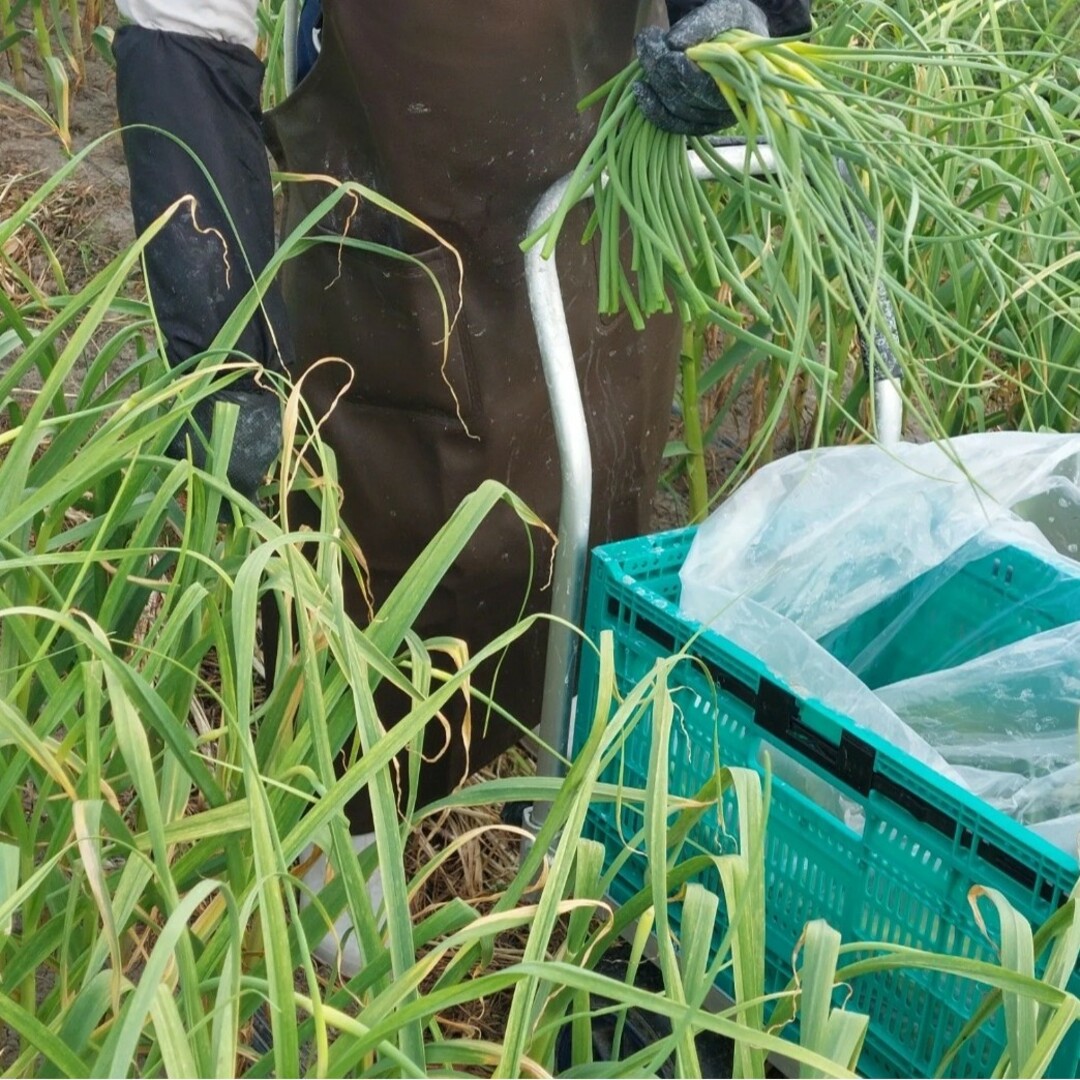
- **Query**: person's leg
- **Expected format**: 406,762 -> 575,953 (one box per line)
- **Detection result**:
297,0 -> 323,83
112,5 -> 291,493
113,12 -> 290,376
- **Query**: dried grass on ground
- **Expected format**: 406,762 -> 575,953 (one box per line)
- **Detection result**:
404,747 -> 539,1044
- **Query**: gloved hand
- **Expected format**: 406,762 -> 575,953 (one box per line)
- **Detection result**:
167,386 -> 282,501
635,0 -> 812,136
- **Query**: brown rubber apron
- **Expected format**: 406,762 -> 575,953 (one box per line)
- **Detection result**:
267,0 -> 681,829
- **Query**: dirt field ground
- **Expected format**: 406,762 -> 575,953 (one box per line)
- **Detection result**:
1,43 -> 131,291
1,28 -> 137,410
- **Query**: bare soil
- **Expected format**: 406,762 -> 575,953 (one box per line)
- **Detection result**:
0,30 -> 135,410
0,47 -> 132,288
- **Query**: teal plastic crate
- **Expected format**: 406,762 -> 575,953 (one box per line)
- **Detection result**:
575,526 -> 1080,1079
819,537 -> 1080,688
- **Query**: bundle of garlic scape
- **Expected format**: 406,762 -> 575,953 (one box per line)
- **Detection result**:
522,28 -> 997,355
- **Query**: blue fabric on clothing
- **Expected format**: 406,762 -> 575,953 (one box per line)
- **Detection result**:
296,0 -> 321,82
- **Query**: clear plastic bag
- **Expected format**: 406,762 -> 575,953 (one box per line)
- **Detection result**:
679,433 -> 1080,857
877,624 -> 1080,836
680,432 -> 1080,640
683,580 -> 964,784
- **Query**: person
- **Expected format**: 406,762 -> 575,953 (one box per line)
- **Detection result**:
113,0 -> 812,975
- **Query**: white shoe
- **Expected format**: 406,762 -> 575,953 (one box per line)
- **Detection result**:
299,832 -> 384,978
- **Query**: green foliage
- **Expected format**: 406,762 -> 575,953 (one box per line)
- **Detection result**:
0,169 -> 878,1071
1,4 -> 1079,1076
0,135 -> 848,1079
0,1 -> 286,142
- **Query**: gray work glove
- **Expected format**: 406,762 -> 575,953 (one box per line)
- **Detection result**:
635,0 -> 812,136
167,387 -> 282,502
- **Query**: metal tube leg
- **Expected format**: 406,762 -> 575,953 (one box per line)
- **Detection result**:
524,177 -> 593,827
